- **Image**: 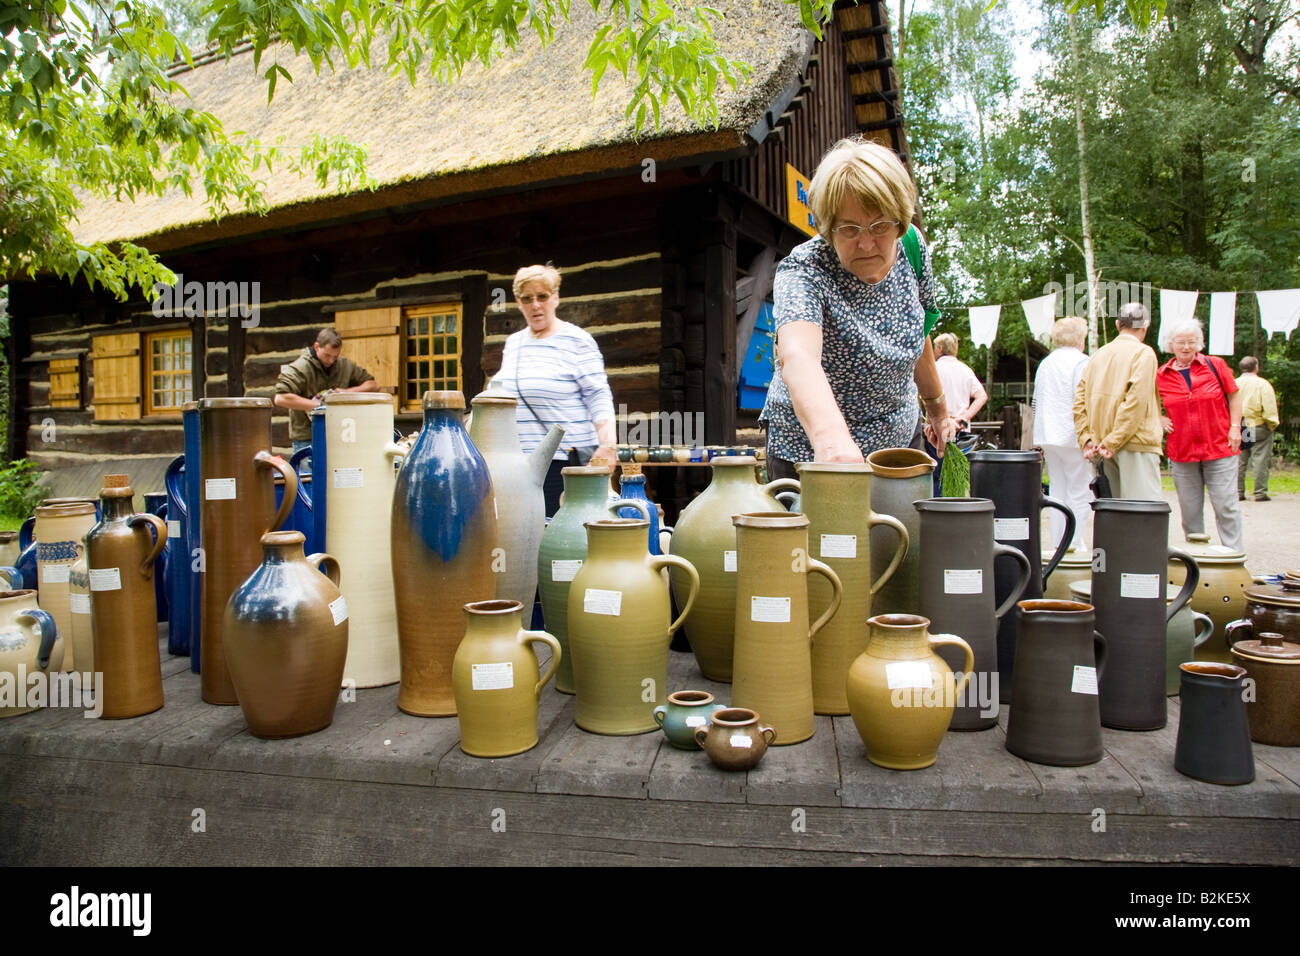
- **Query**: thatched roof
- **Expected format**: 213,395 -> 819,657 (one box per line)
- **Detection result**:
74,0 -> 812,251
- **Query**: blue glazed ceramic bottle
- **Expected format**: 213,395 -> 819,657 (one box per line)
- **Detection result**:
182,401 -> 202,674
617,472 -> 665,554
391,391 -> 497,716
164,456 -> 189,655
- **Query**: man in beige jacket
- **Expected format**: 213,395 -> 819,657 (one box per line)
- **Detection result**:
1074,302 -> 1164,501
1237,355 -> 1280,501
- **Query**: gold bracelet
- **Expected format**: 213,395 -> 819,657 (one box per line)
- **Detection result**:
920,393 -> 945,407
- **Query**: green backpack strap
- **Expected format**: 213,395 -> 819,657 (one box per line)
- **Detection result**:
901,224 -> 941,336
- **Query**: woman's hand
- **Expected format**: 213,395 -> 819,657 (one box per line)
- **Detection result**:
1161,415 -> 1174,434
591,444 -> 617,465
1228,423 -> 1242,453
812,435 -> 866,464
924,415 -> 958,456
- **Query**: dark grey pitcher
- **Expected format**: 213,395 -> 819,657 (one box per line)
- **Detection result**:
1091,499 -> 1198,730
916,498 -> 1032,730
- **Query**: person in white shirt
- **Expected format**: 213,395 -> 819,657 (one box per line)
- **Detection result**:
933,332 -> 988,428
1033,316 -> 1093,552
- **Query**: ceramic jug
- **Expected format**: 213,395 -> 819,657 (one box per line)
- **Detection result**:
1091,499 -> 1198,730
1232,581 -> 1300,647
163,455 -> 190,656
468,392 -> 564,609
391,391 -> 497,717
0,532 -> 18,568
0,566 -> 21,590
845,614 -> 974,770
0,590 -> 61,718
313,393 -> 404,688
653,690 -> 727,750
143,492 -> 169,626
452,599 -> 562,757
288,405 -> 328,558
1174,663 -> 1254,785
794,463 -> 908,715
567,519 -> 699,734
694,707 -> 775,770
730,512 -> 842,745
67,555 -> 93,675
915,498 -> 1032,730
1167,533 -> 1253,663
864,448 -> 936,616
1042,547 -> 1092,600
224,531 -> 348,738
1004,600 -> 1107,766
181,401 -> 202,674
668,457 -> 799,682
34,501 -> 98,671
536,466 -> 650,694
617,471 -> 670,555
86,475 -> 168,719
1225,623 -> 1300,746
969,450 -> 1074,700
198,397 -> 297,705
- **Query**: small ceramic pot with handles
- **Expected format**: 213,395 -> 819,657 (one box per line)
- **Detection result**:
1225,621 -> 1300,747
653,690 -> 727,750
694,707 -> 776,771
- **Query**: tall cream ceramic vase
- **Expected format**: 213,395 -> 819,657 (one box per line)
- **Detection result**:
567,519 -> 699,734
730,512 -> 843,745
35,502 -> 97,672
468,393 -> 564,610
321,392 -> 402,688
668,457 -> 799,682
797,463 -> 909,715
453,600 -> 562,757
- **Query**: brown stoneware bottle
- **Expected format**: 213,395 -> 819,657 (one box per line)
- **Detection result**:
86,475 -> 168,719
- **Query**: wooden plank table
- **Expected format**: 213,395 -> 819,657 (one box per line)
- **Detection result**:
2,632 -> 1296,866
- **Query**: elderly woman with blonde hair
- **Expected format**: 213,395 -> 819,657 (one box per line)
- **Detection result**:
1156,318 -> 1244,551
1033,316 -> 1092,552
760,136 -> 956,478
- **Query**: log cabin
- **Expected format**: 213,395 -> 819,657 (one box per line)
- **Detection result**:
4,0 -> 913,515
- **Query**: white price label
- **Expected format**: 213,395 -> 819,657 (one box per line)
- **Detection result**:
820,533 -> 858,559
41,564 -> 70,584
328,595 -> 348,626
471,661 -> 515,691
1071,665 -> 1099,695
723,550 -> 737,572
205,478 -> 237,500
332,467 -> 364,489
994,517 -> 1031,541
729,734 -> 753,749
1120,573 -> 1161,599
750,595 -> 791,623
944,569 -> 983,595
886,660 -> 934,690
89,567 -> 122,592
167,519 -> 181,538
583,588 -> 623,616
684,715 -> 707,728
69,592 -> 91,614
551,559 -> 582,582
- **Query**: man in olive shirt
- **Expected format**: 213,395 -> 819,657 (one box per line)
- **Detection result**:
1236,355 -> 1280,501
273,328 -> 379,461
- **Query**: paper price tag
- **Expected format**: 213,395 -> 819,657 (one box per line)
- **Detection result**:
1071,665 -> 1099,695
471,662 -> 514,691
684,715 -> 707,728
994,517 -> 1030,541
205,478 -> 236,500
167,519 -> 181,538
1120,573 -> 1161,599
69,593 -> 91,614
751,596 -> 791,623
328,596 -> 348,626
89,568 -> 122,592
729,734 -> 753,749
820,533 -> 857,559
583,588 -> 623,616
723,550 -> 737,572
551,559 -> 582,582
886,660 -> 934,690
944,569 -> 983,595
42,565 -> 70,584
332,467 -> 364,489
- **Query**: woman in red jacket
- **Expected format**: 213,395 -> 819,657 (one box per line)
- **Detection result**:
1156,320 -> 1244,551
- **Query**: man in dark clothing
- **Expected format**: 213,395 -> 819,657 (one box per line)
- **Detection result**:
273,328 -> 379,462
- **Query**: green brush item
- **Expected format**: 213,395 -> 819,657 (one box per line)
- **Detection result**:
940,441 -> 969,497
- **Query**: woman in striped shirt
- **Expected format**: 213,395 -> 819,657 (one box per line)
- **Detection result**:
495,264 -> 618,514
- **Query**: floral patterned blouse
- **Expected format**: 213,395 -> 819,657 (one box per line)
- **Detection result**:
760,232 -> 937,462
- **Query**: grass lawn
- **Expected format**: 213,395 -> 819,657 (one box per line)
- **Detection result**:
1160,461 -> 1300,495
0,509 -> 23,533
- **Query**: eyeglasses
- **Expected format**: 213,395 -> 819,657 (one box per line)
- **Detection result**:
517,292 -> 552,305
830,220 -> 900,241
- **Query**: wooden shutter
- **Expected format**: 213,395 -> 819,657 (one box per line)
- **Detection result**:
333,307 -> 399,396
48,357 -> 82,409
91,332 -> 142,420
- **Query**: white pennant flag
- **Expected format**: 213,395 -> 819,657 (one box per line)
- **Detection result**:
968,305 -> 1001,349
1208,292 -> 1236,355
1257,289 -> 1300,338
1158,289 -> 1199,352
1021,293 -> 1057,339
